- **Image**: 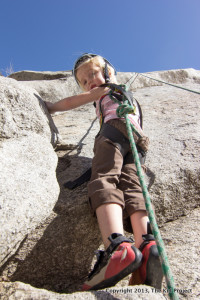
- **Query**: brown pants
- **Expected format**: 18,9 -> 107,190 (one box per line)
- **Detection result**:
88,119 -> 147,230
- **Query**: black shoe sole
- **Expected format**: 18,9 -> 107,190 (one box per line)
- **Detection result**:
90,246 -> 142,290
144,245 -> 163,290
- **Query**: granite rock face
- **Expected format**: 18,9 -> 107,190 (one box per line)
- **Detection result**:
0,77 -> 59,266
0,68 -> 200,299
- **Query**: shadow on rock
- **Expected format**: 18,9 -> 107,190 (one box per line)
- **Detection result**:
8,153 -> 101,293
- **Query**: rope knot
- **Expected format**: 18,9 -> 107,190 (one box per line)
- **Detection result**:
116,103 -> 136,118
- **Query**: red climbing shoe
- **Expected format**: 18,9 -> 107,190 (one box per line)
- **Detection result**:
82,233 -> 142,291
129,234 -> 163,290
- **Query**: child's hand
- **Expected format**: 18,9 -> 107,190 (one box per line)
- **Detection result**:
89,86 -> 109,99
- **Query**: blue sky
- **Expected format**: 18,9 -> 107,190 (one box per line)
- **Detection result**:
1,0 -> 200,76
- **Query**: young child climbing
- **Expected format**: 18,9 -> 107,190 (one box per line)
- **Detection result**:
45,53 -> 163,291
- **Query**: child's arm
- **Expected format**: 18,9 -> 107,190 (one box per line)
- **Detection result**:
45,86 -> 108,114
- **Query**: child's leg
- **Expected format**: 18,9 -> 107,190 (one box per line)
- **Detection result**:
129,211 -> 163,289
83,203 -> 143,291
130,210 -> 149,248
96,203 -> 124,249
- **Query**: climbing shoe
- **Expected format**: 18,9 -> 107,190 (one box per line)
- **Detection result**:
129,233 -> 163,290
82,233 -> 142,291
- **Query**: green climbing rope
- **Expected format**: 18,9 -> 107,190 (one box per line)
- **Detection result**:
110,87 -> 179,300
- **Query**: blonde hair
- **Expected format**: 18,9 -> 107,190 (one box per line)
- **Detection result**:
75,55 -> 117,88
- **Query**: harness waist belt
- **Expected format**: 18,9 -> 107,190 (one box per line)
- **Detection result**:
99,122 -> 146,165
99,122 -> 130,157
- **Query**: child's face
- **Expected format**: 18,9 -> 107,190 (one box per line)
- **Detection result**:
76,62 -> 105,91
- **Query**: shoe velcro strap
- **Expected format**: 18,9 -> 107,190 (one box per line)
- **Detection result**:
106,233 -> 133,255
139,234 -> 155,251
142,233 -> 155,241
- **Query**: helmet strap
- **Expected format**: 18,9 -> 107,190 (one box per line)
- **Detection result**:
104,62 -> 110,83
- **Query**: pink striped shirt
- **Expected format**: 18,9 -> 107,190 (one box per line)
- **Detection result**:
95,94 -> 143,133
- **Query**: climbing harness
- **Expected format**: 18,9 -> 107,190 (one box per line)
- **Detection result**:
99,83 -> 143,137
98,122 -> 146,166
97,82 -> 148,159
